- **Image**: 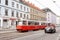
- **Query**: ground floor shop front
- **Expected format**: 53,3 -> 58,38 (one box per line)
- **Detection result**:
0,17 -> 16,29
0,17 -> 47,30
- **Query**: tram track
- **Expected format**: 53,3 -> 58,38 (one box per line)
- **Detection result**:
0,30 -> 44,40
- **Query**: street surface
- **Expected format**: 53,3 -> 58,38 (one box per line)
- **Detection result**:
0,27 -> 60,40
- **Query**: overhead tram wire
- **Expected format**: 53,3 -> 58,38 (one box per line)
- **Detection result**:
52,0 -> 60,9
51,0 -> 60,16
35,0 -> 47,8
36,0 -> 60,9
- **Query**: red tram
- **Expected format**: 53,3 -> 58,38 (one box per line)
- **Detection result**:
16,25 -> 46,32
16,20 -> 46,32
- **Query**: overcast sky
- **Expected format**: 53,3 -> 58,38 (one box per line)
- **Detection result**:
25,0 -> 60,16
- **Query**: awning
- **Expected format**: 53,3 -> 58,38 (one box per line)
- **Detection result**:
10,18 -> 16,20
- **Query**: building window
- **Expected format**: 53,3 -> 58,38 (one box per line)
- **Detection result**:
27,8 -> 28,12
5,0 -> 8,5
16,12 -> 18,17
48,14 -> 49,15
17,4 -> 19,8
5,9 -> 8,16
20,13 -> 22,17
27,15 -> 29,19
0,7 -> 1,15
33,9 -> 34,12
20,5 -> 22,10
24,7 -> 26,11
12,2 -> 14,7
12,11 -> 14,17
0,0 -> 1,3
23,14 -> 25,19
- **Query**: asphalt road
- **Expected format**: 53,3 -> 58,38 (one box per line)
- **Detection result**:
0,30 -> 44,40
12,27 -> 60,40
0,27 -> 60,40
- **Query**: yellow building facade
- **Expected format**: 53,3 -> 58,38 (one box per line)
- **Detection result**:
29,5 -> 47,25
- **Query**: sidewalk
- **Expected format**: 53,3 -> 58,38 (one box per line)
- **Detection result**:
0,28 -> 17,33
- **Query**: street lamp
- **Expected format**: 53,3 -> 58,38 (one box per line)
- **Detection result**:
53,0 -> 60,8
53,1 -> 56,3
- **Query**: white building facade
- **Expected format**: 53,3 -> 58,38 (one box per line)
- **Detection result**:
43,8 -> 57,25
0,0 -> 30,29
56,16 -> 60,26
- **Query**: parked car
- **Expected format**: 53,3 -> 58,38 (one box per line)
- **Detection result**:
44,23 -> 56,33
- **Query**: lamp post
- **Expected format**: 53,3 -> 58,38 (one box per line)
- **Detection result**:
53,1 -> 56,3
53,0 -> 60,8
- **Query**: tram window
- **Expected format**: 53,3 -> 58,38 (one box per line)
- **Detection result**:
28,22 -> 34,25
23,21 -> 27,25
28,22 -> 32,25
41,23 -> 46,25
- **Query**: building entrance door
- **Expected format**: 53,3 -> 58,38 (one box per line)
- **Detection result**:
3,19 -> 8,28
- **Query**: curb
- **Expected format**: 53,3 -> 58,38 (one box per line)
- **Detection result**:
0,29 -> 17,34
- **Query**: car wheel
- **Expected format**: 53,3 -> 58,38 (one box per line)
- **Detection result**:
53,29 -> 56,33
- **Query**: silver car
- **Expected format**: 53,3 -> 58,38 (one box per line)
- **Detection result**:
45,26 -> 56,33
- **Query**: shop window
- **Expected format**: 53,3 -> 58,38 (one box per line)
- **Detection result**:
11,20 -> 14,25
3,20 -> 7,22
3,20 -> 8,27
